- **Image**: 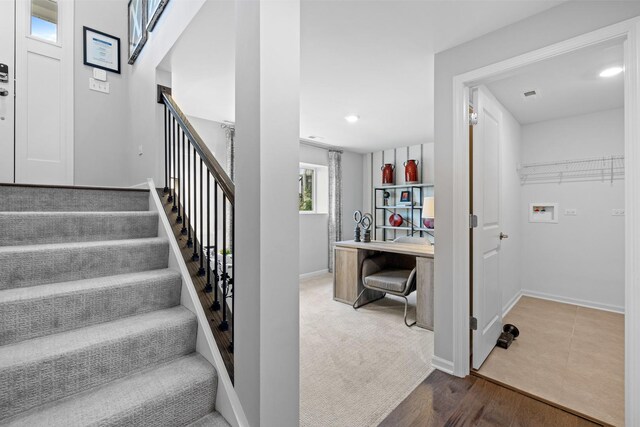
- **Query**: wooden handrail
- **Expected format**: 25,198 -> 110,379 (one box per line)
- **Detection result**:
162,92 -> 235,204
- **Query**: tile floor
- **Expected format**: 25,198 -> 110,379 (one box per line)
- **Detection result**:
477,296 -> 624,426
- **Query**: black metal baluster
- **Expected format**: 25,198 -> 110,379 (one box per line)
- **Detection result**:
176,125 -> 182,222
163,105 -> 169,194
205,173 -> 212,293
229,203 -> 235,353
220,196 -> 229,331
179,131 -> 186,226
185,135 -> 191,242
211,185 -> 220,311
171,117 -> 177,210
191,148 -> 198,259
199,158 -> 206,277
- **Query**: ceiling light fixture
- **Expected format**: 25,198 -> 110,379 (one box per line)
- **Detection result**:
344,115 -> 359,123
599,66 -> 624,78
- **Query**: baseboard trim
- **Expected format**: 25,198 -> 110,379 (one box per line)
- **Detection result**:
431,356 -> 455,375
521,289 -> 624,314
502,291 -> 523,317
129,182 -> 150,190
299,269 -> 329,280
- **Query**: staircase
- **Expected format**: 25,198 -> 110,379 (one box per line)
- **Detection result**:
0,184 -> 230,427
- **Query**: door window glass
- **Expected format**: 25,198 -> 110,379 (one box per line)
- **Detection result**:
31,0 -> 58,43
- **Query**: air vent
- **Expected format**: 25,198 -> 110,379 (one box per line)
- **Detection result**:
521,89 -> 541,101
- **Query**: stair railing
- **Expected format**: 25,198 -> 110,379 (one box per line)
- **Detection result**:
160,89 -> 235,353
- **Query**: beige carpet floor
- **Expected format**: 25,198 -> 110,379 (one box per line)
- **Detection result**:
299,274 -> 434,427
478,296 -> 624,426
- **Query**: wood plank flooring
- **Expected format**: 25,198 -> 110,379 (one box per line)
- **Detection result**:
158,190 -> 234,382
379,370 -> 602,427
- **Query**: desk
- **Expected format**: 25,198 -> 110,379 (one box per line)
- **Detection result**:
333,240 -> 434,330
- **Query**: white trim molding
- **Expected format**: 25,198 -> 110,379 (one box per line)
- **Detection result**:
521,290 -> 625,314
450,17 -> 640,427
147,179 -> 249,427
431,356 -> 455,375
299,269 -> 330,281
502,291 -> 523,318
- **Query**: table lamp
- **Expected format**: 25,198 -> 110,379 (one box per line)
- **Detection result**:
422,197 -> 435,229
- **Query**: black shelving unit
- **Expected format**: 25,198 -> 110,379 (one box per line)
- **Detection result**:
373,183 -> 434,241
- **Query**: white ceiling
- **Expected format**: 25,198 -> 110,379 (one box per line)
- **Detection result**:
485,38 -> 625,125
161,0 -> 567,153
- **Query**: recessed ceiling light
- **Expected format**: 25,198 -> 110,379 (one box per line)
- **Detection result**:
344,115 -> 359,123
600,66 -> 624,78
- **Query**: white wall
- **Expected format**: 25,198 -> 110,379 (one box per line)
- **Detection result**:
126,0 -> 207,187
74,0 -> 131,186
187,115 -> 228,168
235,1 -> 300,425
433,1 -> 640,366
520,108 -> 625,312
363,143 -> 435,242
299,143 -> 363,275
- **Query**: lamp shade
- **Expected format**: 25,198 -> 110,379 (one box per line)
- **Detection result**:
422,197 -> 435,219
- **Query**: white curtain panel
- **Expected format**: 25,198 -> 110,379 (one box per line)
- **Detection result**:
328,150 -> 343,272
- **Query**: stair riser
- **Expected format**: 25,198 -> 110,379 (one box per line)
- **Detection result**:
83,375 -> 217,427
0,240 -> 169,290
0,315 -> 197,420
0,186 -> 149,212
0,213 -> 159,246
2,354 -> 218,427
0,273 -> 182,346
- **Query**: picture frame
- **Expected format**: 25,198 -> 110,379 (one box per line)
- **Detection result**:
83,27 -> 121,74
147,0 -> 169,32
399,190 -> 412,205
128,0 -> 147,65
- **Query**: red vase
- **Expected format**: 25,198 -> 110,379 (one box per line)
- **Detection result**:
381,163 -> 395,185
389,213 -> 403,227
404,159 -> 419,183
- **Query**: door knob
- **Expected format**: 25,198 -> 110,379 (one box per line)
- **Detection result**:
500,232 -> 509,240
0,89 -> 8,97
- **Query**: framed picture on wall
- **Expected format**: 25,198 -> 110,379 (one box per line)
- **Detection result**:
83,27 -> 121,74
147,0 -> 169,32
128,0 -> 147,65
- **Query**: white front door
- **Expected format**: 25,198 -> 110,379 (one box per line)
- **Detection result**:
472,86 -> 504,370
0,0 -> 15,183
15,0 -> 74,185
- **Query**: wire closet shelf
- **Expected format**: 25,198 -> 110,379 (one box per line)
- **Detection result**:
518,155 -> 624,184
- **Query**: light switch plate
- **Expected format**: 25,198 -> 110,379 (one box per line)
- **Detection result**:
89,78 -> 110,94
92,68 -> 107,82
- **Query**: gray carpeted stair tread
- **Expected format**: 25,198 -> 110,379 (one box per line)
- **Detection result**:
0,306 -> 197,420
0,211 -> 159,246
0,185 -> 149,212
2,353 -> 218,427
186,411 -> 231,427
0,269 -> 182,345
0,237 -> 169,290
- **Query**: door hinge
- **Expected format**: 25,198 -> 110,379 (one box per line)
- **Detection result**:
469,112 -> 478,126
470,316 -> 478,331
469,214 -> 478,229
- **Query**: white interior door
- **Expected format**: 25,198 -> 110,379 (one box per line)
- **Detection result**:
472,86 -> 504,370
15,0 -> 73,185
0,0 -> 15,183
